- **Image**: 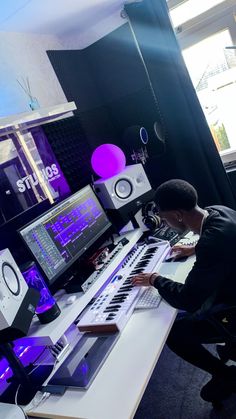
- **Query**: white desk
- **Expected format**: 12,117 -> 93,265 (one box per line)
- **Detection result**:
26,256 -> 195,419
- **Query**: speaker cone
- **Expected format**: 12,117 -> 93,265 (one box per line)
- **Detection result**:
114,179 -> 133,199
2,262 -> 20,296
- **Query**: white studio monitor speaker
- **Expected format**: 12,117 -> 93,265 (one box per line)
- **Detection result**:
94,164 -> 152,210
0,249 -> 40,342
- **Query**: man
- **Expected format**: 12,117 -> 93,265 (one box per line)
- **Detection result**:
132,179 -> 236,403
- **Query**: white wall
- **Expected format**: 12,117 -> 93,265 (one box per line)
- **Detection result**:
0,11 -> 124,118
0,32 -> 68,117
58,11 -> 124,49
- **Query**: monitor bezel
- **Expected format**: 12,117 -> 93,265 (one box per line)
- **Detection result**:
18,184 -> 112,285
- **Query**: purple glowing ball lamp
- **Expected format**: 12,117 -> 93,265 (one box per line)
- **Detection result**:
91,144 -> 126,179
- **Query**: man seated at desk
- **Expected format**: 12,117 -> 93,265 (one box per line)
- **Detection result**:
132,179 -> 236,403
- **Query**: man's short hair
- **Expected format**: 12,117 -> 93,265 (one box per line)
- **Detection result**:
155,179 -> 198,211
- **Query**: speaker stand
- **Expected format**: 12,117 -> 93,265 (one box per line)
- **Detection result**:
129,212 -> 140,229
0,342 -> 52,405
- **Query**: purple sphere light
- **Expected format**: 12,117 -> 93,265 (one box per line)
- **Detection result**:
91,144 -> 126,179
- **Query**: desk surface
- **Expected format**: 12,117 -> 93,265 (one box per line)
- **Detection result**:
26,256 -> 195,419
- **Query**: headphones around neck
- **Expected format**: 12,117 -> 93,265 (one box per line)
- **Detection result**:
142,201 -> 161,231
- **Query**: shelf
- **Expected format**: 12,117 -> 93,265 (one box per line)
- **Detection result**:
0,102 -> 76,136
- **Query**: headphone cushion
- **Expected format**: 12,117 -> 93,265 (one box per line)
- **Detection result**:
143,214 -> 161,231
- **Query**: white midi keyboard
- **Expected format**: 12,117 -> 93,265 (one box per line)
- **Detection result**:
77,240 -> 171,333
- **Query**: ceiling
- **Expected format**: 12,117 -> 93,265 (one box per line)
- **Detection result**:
0,0 -> 130,36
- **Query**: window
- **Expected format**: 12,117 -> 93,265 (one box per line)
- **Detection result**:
183,30 -> 236,152
167,0 -> 236,162
170,0 -> 226,27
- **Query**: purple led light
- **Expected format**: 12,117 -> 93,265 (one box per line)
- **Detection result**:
36,301 -> 55,314
0,345 -> 43,394
91,144 -> 126,179
22,265 -> 55,313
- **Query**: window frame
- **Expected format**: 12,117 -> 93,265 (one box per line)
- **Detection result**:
167,0 -> 236,163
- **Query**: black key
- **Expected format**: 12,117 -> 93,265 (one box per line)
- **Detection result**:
119,289 -> 133,293
111,299 -> 126,303
104,308 -> 119,313
111,297 -> 125,301
106,314 -> 116,320
107,305 -> 121,309
145,249 -> 157,255
135,263 -> 148,268
130,269 -> 143,274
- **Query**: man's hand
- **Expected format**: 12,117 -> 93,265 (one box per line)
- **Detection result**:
171,244 -> 195,259
132,272 -> 159,287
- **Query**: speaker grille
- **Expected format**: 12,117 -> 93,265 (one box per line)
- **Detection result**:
114,179 -> 133,199
2,262 -> 20,296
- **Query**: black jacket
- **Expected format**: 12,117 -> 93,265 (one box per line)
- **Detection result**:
153,205 -> 236,314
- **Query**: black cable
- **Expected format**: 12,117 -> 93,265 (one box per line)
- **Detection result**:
17,402 -> 28,419
29,346 -> 47,368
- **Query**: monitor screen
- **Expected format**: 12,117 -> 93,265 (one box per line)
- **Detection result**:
19,185 -> 111,285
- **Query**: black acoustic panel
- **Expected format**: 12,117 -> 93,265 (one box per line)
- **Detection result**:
42,116 -> 92,192
47,50 -> 102,111
47,50 -> 119,149
85,23 -> 147,103
98,87 -> 167,178
78,106 -> 119,149
46,26 -> 173,190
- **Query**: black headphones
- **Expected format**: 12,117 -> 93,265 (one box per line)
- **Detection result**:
142,201 -> 161,231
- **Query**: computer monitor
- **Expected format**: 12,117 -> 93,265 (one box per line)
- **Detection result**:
18,185 -> 111,286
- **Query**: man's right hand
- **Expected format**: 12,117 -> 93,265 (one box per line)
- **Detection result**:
171,244 -> 195,259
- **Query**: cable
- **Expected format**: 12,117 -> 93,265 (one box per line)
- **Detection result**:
26,390 -> 51,412
29,346 -> 48,367
15,384 -> 21,406
19,405 -> 28,419
25,352 -> 58,413
14,385 -> 29,418
14,348 -> 56,409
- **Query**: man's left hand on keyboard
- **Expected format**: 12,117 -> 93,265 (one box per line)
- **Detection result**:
132,272 -> 159,287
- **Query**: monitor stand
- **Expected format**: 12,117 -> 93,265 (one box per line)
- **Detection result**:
45,332 -> 120,391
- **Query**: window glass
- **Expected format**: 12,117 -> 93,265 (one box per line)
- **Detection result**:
182,29 -> 236,152
170,0 -> 226,27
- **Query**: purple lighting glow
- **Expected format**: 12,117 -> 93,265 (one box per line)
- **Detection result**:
22,263 -> 56,314
91,144 -> 126,179
0,345 -> 43,395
